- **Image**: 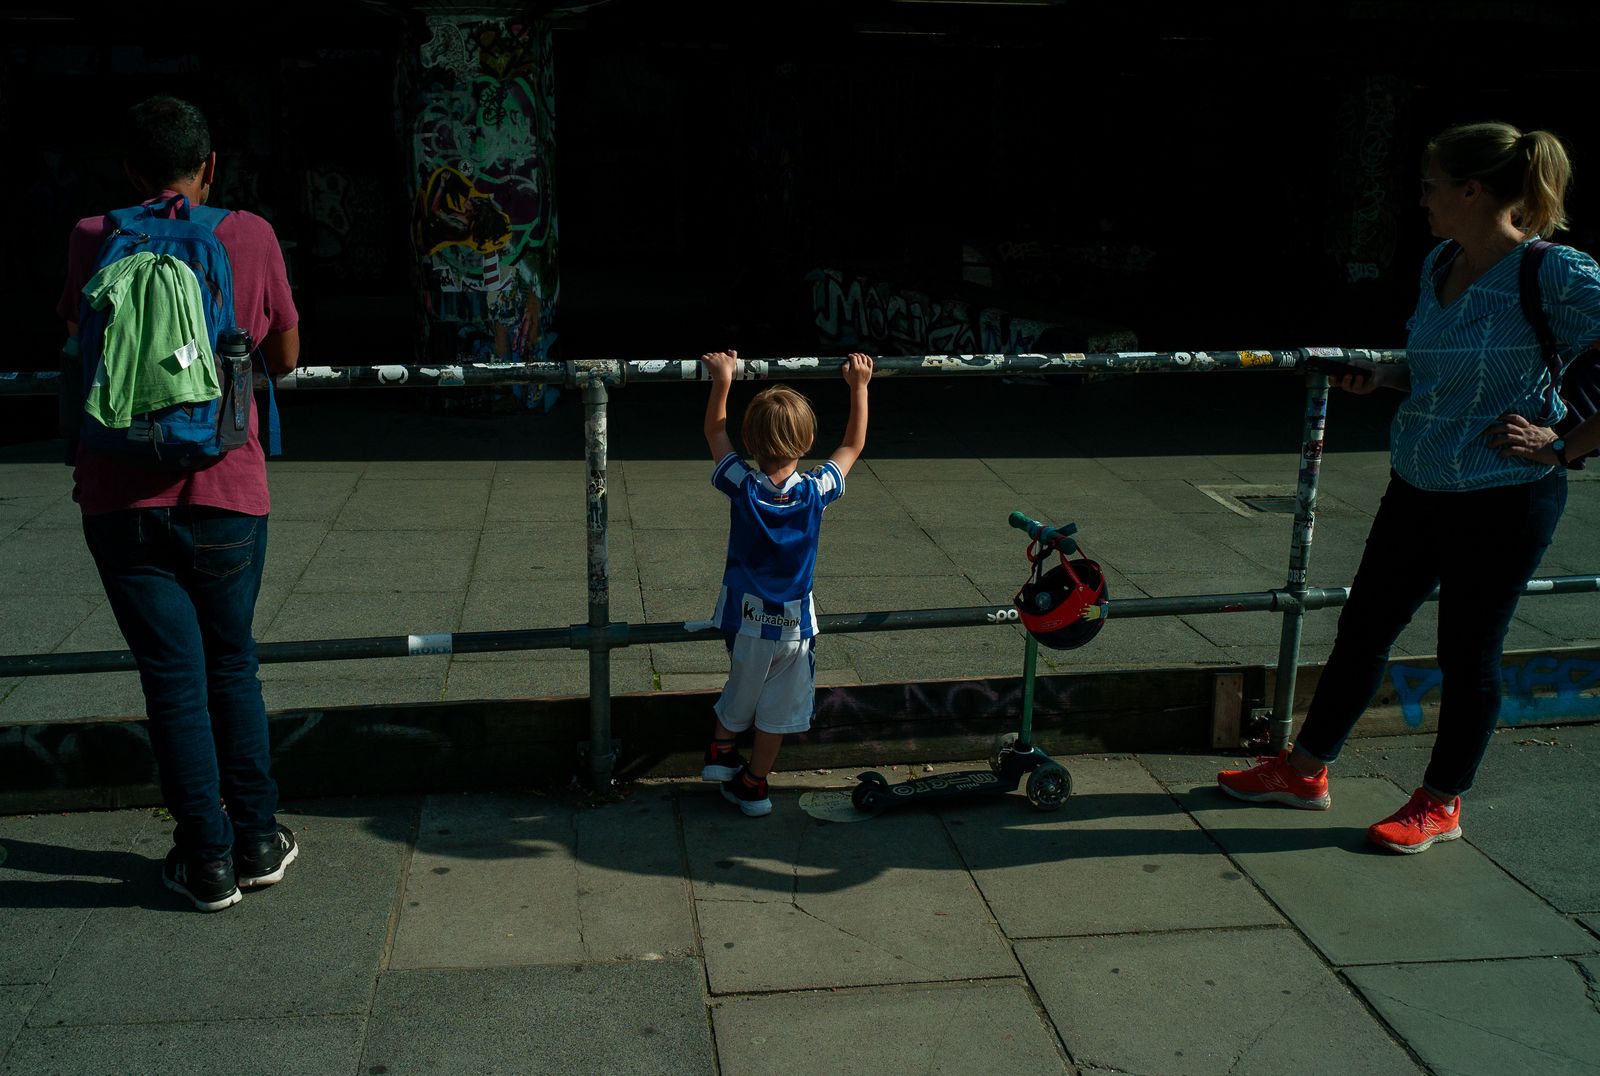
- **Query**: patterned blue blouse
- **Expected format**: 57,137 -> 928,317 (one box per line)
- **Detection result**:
1395,238 -> 1600,491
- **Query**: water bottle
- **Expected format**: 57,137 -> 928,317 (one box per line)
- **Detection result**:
217,328 -> 253,432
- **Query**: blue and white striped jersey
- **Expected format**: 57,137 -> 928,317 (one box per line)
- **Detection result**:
1394,239 -> 1600,491
710,453 -> 845,640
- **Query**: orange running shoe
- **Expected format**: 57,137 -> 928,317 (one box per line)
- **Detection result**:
1367,788 -> 1462,854
1216,750 -> 1331,810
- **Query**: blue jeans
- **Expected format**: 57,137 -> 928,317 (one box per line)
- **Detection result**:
83,506 -> 278,862
1295,470 -> 1567,797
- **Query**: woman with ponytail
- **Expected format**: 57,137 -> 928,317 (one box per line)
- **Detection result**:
1218,121 -> 1600,853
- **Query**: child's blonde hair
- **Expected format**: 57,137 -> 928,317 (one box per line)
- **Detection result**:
743,384 -> 815,468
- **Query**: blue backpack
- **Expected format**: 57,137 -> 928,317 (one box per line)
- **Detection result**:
67,194 -> 276,468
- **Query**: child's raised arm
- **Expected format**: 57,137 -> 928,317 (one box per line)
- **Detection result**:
827,353 -> 873,478
703,349 -> 738,461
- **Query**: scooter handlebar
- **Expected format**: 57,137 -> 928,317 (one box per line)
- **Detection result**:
1008,511 -> 1078,554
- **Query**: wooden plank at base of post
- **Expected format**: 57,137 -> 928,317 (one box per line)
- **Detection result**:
1211,672 -> 1245,749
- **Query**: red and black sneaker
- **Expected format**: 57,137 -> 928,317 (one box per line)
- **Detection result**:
702,739 -> 747,783
721,764 -> 773,817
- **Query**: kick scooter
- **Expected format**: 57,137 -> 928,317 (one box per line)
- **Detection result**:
850,511 -> 1105,813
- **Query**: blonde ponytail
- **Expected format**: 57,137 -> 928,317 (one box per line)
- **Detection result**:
1426,121 -> 1573,237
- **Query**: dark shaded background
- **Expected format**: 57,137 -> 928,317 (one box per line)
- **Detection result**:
3,1 -> 1597,431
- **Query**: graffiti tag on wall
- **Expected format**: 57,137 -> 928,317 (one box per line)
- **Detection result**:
1390,654 -> 1600,727
808,268 -> 1138,356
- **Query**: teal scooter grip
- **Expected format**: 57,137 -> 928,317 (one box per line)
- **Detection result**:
1008,511 -> 1078,554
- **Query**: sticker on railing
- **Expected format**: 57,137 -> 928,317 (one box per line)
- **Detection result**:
407,633 -> 454,656
1238,351 -> 1274,367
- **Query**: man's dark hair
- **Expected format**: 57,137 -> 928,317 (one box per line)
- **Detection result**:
123,95 -> 211,187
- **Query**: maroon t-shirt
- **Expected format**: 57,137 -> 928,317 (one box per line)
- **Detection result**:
56,193 -> 299,516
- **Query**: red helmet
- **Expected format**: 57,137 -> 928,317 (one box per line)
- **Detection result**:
1013,548 -> 1108,650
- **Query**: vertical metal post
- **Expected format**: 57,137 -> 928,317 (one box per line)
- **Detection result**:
1018,634 -> 1038,749
1271,372 -> 1330,751
583,374 -> 616,788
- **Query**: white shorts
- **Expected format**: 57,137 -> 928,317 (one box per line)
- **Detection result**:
715,634 -> 818,735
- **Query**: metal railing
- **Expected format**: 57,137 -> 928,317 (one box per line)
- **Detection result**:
4,349 -> 1597,788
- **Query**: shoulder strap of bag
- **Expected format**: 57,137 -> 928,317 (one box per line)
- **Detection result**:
1517,238 -> 1563,422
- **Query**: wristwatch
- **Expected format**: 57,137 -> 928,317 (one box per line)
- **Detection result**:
1551,438 -> 1585,470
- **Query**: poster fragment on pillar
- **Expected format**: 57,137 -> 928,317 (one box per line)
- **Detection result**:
409,15 -> 558,410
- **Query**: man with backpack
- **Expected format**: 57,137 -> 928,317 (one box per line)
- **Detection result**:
55,95 -> 301,911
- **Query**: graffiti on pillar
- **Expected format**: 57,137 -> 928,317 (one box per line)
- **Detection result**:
408,16 -> 558,374
306,168 -> 391,284
1326,75 -> 1406,285
1389,653 -> 1600,727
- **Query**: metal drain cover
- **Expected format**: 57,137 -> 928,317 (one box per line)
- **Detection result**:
1237,494 -> 1298,514
1196,484 -> 1301,518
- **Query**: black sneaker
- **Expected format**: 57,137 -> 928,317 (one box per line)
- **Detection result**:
720,765 -> 773,817
163,848 -> 242,912
702,741 -> 748,782
235,824 -> 299,889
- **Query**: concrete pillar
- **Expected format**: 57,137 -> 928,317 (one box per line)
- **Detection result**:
404,13 -> 559,400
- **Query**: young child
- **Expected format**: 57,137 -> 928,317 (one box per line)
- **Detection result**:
699,348 -> 873,816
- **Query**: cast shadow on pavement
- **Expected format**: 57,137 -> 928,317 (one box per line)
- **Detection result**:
0,837 -> 180,913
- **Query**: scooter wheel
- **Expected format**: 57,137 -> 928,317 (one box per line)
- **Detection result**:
852,771 -> 889,812
989,732 -> 1020,774
1025,762 -> 1072,811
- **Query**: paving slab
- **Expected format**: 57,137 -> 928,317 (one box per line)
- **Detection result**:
681,791 -> 1018,993
457,571 -> 644,634
332,477 -> 490,531
0,596 -> 99,656
361,961 -> 713,1075
265,470 -> 363,523
1337,730 -> 1600,913
942,757 -> 1283,938
1016,928 -> 1422,1076
291,528 -> 478,594
0,985 -> 40,1054
0,809 -> 151,985
1175,777 -> 1598,966
24,799 -> 413,1026
711,981 -> 1068,1075
0,670 -> 146,724
262,673 -> 445,711
1346,956 -> 1600,1076
0,527 -> 103,598
441,648 -> 655,699
0,1015 -> 365,1076
258,590 -> 463,680
487,474 -> 633,524
390,789 -> 693,969
1581,914 -> 1600,938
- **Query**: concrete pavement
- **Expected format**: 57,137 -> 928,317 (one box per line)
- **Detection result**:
3,733 -> 1599,1074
